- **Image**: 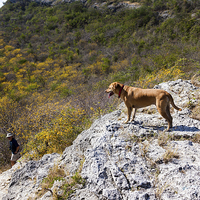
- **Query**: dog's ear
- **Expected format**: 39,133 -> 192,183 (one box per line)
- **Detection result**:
115,82 -> 121,90
112,82 -> 118,90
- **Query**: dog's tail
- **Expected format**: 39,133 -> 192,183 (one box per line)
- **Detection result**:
168,94 -> 182,111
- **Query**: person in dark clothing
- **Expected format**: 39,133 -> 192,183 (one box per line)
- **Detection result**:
6,133 -> 20,166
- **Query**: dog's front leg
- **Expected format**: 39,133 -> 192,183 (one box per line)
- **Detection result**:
124,106 -> 132,123
131,108 -> 137,122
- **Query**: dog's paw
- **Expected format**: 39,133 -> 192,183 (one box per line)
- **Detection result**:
164,128 -> 171,132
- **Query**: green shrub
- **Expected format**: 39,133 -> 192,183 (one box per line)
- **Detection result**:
18,58 -> 27,64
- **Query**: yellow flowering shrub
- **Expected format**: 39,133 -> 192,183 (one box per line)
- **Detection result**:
4,45 -> 14,51
11,102 -> 87,159
0,57 -> 5,65
0,38 -> 4,47
111,59 -> 129,71
12,49 -> 21,56
138,65 -> 185,88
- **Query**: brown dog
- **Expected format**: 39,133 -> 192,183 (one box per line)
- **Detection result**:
105,82 -> 182,131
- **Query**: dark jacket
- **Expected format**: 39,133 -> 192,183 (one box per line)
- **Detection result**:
9,138 -> 19,154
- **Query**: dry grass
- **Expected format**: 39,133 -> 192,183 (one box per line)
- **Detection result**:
157,132 -> 171,147
37,158 -> 86,199
140,141 -> 150,158
38,164 -> 65,197
163,148 -> 179,164
0,164 -> 10,174
190,105 -> 200,121
155,181 -> 170,200
190,75 -> 200,120
192,133 -> 200,143
191,73 -> 200,87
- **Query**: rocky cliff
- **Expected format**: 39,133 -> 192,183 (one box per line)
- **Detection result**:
1,79 -> 200,200
7,0 -> 141,10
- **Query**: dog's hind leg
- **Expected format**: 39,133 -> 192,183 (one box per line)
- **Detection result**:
158,108 -> 172,131
157,98 -> 172,131
166,104 -> 173,128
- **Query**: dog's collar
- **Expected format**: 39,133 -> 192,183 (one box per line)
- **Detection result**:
118,85 -> 124,98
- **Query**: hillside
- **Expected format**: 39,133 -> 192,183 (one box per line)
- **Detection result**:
1,79 -> 200,199
0,0 -> 200,168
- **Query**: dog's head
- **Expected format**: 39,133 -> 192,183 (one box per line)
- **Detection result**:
105,82 -> 122,98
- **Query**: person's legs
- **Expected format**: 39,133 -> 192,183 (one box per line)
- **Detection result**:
10,152 -> 20,167
11,161 -> 16,166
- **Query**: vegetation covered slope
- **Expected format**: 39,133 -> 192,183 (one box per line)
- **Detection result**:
0,0 -> 200,170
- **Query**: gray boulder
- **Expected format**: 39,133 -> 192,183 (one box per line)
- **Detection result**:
1,153 -> 60,200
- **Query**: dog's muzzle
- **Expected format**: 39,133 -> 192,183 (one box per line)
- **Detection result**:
108,91 -> 114,98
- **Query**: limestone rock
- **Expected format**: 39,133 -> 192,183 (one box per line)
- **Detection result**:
2,153 -> 60,200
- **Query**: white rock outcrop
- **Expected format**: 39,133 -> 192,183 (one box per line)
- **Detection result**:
1,79 -> 200,200
8,0 -> 141,10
